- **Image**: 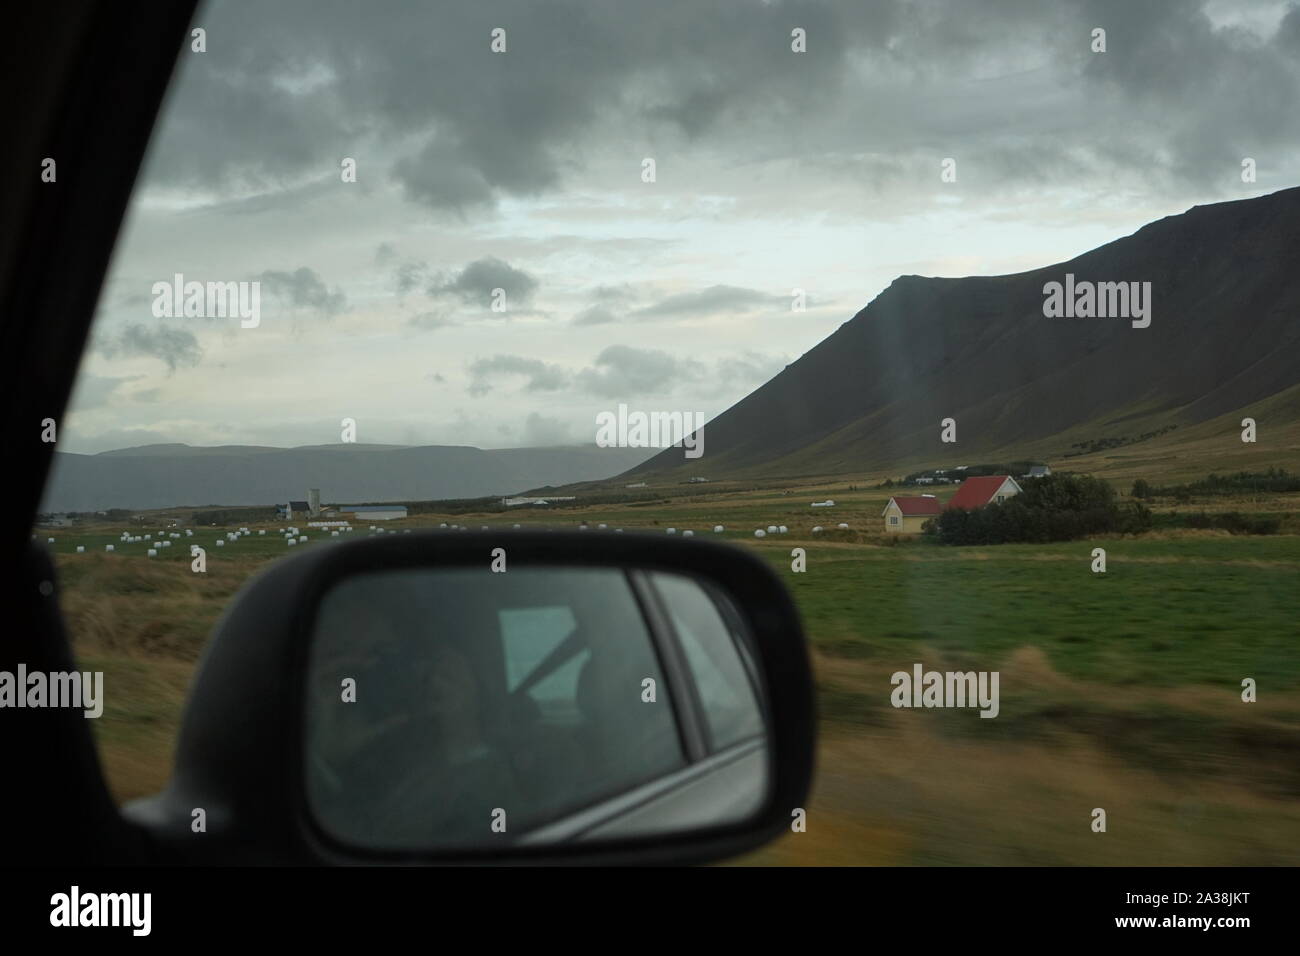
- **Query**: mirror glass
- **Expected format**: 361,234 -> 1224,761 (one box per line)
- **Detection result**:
304,565 -> 771,852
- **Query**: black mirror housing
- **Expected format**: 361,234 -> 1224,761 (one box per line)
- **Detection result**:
124,530 -> 816,865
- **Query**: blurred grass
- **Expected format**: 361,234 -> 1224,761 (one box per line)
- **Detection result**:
46,490 -> 1300,864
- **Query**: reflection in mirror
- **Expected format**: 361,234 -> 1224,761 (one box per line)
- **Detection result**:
304,566 -> 770,852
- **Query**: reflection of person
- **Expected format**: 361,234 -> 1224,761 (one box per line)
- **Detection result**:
311,577 -> 525,849
369,641 -> 519,848
308,590 -> 415,834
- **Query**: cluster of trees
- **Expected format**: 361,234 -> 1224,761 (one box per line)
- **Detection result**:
1064,425 -> 1178,458
926,474 -> 1152,545
1132,469 -> 1300,500
1184,511 -> 1281,534
1155,511 -> 1282,535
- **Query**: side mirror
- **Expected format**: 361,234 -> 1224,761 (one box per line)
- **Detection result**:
125,531 -> 815,865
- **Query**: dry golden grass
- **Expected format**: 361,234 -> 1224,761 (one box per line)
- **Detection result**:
721,646 -> 1300,865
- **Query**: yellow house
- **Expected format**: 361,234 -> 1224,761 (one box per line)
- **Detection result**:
882,495 -> 943,533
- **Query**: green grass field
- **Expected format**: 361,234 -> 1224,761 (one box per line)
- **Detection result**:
44,482 -> 1300,865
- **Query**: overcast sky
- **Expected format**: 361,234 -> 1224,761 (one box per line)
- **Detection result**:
63,0 -> 1300,454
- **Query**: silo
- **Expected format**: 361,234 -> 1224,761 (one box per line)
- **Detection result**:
308,488 -> 321,516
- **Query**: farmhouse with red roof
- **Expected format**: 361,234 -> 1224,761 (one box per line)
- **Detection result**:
882,494 -> 943,533
946,475 -> 1024,511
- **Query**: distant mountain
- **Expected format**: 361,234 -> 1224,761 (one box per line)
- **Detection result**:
628,186 -> 1300,480
40,443 -> 657,512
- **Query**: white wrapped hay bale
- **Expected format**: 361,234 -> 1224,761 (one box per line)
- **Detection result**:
812,526 -> 823,533
754,529 -> 766,538
778,525 -> 788,534
331,531 -> 339,537
298,535 -> 307,542
47,537 -> 55,544
666,528 -> 676,534
682,530 -> 694,537
766,525 -> 777,534
147,549 -> 158,557
76,545 -> 85,553
838,522 -> 849,529
713,525 -> 724,533
287,539 -> 297,547
215,540 -> 225,547
105,545 -> 115,552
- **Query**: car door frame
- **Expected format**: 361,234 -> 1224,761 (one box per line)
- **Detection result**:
516,566 -> 774,844
2,0 -> 200,868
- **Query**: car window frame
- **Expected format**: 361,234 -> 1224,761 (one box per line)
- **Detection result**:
516,569 -> 773,844
640,570 -> 771,757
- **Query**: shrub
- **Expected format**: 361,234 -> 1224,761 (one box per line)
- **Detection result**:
928,474 -> 1151,545
1185,511 -> 1281,535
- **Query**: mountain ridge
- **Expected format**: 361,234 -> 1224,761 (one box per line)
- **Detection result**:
625,186 -> 1300,481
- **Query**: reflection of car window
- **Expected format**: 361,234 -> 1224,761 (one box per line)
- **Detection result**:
499,606 -> 576,689
499,605 -> 589,725
652,572 -> 764,751
306,567 -> 685,850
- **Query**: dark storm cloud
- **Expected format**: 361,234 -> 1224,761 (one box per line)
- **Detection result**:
631,285 -> 787,320
408,311 -> 455,331
576,345 -> 705,398
574,345 -> 787,399
431,257 -> 539,306
254,267 -> 348,317
1071,0 -> 1300,187
589,284 -> 640,305
394,260 -> 430,295
571,305 -> 618,326
140,0 -> 867,211
467,355 -> 569,395
97,324 -> 203,372
140,1 -> 1300,210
